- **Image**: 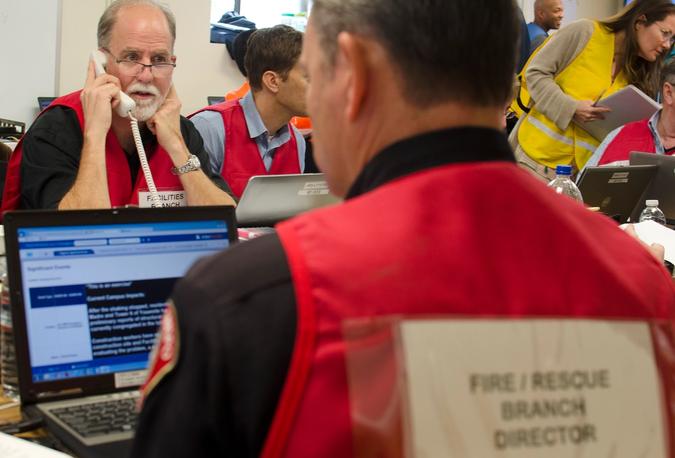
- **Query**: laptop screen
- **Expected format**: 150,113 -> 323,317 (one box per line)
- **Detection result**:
5,208 -> 235,396
37,97 -> 56,111
207,96 -> 225,105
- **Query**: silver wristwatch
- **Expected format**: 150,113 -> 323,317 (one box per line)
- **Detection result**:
171,154 -> 201,175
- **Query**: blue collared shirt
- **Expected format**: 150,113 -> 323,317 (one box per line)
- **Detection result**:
191,91 -> 306,175
527,22 -> 548,42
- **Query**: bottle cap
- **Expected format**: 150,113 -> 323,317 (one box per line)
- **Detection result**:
646,199 -> 659,207
555,165 -> 572,175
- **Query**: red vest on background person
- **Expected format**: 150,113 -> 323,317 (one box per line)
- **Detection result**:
1,91 -> 182,214
225,84 -> 313,132
192,100 -> 300,198
597,119 -> 658,165
261,162 -> 675,458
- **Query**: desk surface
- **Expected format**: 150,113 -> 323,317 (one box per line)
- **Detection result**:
0,394 -> 20,423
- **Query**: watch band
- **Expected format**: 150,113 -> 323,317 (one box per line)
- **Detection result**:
171,154 -> 200,175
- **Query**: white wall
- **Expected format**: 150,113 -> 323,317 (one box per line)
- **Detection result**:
520,0 -> 624,23
58,0 -> 244,115
0,0 -> 60,128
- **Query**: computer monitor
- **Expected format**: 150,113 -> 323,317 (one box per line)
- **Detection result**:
37,96 -> 56,111
207,96 -> 225,106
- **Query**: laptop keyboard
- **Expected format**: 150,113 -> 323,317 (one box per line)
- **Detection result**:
50,396 -> 138,438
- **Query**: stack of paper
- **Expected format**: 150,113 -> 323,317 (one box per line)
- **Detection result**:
0,432 -> 69,457
621,220 -> 675,264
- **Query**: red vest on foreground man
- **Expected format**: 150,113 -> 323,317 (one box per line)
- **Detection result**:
191,100 -> 300,198
259,161 -> 675,458
131,128 -> 675,458
131,1 -> 675,456
1,91 -> 183,212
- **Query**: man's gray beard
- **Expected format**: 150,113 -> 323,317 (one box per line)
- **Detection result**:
132,96 -> 164,122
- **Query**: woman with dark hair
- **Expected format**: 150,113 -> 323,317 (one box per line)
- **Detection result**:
510,0 -> 675,180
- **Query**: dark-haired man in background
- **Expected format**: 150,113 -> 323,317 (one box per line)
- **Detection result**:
190,25 -> 308,199
132,0 -> 675,456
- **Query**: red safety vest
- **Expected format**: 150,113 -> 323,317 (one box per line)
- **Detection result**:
191,99 -> 300,198
598,119 -> 657,165
263,161 -> 675,458
1,90 -> 182,213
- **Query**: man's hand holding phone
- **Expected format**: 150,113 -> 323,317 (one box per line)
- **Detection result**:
81,58 -> 122,141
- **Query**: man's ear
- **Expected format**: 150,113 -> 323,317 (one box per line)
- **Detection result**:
261,70 -> 281,94
336,32 -> 369,122
664,82 -> 674,105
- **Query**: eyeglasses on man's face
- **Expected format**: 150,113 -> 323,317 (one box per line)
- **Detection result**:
102,48 -> 176,78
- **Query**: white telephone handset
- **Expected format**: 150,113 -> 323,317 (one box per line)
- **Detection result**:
90,50 -> 136,117
90,49 -> 161,207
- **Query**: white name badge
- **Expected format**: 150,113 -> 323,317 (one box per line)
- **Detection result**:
398,319 -> 667,457
138,190 -> 187,208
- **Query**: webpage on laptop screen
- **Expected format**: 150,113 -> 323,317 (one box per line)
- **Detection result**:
17,220 -> 230,383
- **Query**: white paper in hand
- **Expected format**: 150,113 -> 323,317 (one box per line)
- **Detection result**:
621,220 -> 675,264
577,85 -> 661,141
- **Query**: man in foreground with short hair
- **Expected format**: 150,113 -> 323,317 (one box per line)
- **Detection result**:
190,25 -> 308,199
2,0 -> 234,211
528,0 -> 564,52
132,0 -> 675,456
583,59 -> 675,171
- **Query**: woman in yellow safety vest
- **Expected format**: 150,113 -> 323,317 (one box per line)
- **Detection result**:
510,0 -> 675,181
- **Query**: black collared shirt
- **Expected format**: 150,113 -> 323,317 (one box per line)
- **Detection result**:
131,127 -> 514,458
19,106 -> 231,209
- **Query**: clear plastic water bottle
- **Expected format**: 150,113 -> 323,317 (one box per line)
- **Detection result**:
548,165 -> 583,202
639,199 -> 667,225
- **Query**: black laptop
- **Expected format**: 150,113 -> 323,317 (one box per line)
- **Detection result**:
629,152 -> 675,225
576,165 -> 658,223
3,206 -> 237,458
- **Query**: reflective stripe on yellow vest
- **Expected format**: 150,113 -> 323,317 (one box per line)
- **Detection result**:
517,21 -> 628,169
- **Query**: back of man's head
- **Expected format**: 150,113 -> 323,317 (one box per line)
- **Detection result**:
245,25 -> 303,92
310,0 -> 519,108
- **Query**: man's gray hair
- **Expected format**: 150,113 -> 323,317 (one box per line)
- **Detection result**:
661,60 -> 675,86
97,0 -> 176,50
310,0 -> 520,108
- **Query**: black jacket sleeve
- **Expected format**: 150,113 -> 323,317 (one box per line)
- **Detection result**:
20,107 -> 83,209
